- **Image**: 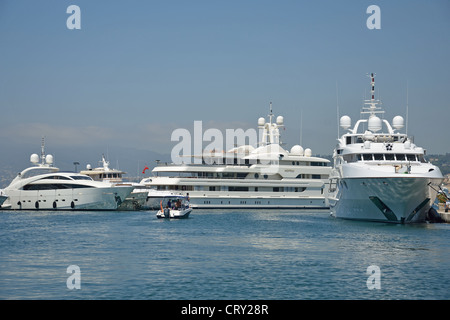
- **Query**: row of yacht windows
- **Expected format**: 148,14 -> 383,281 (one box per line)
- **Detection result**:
155,185 -> 308,192
199,158 -> 328,166
343,153 -> 426,163
156,172 -> 325,179
38,175 -> 93,181
23,184 -> 93,190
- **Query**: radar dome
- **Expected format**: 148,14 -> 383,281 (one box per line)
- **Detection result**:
304,148 -> 312,157
258,117 -> 265,126
276,116 -> 284,125
368,116 -> 382,132
30,154 -> 39,164
86,164 -> 92,170
340,116 -> 351,129
45,154 -> 54,165
290,145 -> 304,156
392,116 -> 404,130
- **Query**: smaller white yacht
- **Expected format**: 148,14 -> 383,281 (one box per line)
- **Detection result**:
3,141 -> 134,211
80,155 -> 148,210
328,73 -> 444,223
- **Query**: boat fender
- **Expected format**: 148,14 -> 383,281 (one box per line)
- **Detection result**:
35,201 -> 39,209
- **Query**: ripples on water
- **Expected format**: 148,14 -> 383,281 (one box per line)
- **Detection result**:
0,209 -> 449,300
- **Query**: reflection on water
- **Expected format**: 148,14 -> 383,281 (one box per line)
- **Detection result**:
0,209 -> 449,299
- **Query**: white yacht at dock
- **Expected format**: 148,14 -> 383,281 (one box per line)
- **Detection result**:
328,73 -> 444,223
2,140 -> 134,211
141,105 -> 331,209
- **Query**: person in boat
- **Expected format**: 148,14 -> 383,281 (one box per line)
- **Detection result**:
176,199 -> 181,209
166,199 -> 171,209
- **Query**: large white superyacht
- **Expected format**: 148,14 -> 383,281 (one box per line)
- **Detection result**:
2,141 -> 134,211
141,106 -> 331,209
328,73 -> 444,223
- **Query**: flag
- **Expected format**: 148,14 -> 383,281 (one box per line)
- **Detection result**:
142,166 -> 149,174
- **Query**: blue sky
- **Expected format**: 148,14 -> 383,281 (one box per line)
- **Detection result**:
0,0 -> 449,161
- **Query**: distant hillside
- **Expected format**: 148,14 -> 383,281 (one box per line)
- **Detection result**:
428,153 -> 450,175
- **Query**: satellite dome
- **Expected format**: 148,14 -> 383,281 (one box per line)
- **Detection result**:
45,154 -> 54,165
368,116 -> 382,132
340,116 -> 351,129
86,164 -> 92,170
290,145 -> 304,155
304,148 -> 312,157
392,116 -> 404,130
258,117 -> 265,126
30,154 -> 39,164
276,116 -> 284,125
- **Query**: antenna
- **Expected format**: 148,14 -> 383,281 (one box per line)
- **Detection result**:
300,109 -> 303,146
406,80 -> 409,135
336,81 -> 340,138
41,136 -> 45,165
268,101 -> 273,125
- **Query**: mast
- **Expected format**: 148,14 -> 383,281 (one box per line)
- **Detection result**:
40,137 -> 46,165
362,73 -> 384,118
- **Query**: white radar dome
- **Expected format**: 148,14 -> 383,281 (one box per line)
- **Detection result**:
30,154 -> 39,164
86,164 -> 92,170
392,116 -> 404,130
304,148 -> 312,157
258,117 -> 265,126
45,154 -> 54,165
340,116 -> 351,129
276,116 -> 284,125
368,116 -> 382,132
290,145 -> 304,156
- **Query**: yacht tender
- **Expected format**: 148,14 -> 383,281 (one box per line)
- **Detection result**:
328,73 -> 444,223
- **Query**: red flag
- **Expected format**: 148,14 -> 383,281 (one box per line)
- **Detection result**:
142,166 -> 149,174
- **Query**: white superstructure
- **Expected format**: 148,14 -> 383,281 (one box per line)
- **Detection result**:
2,140 -> 134,211
141,105 -> 331,209
328,73 -> 444,223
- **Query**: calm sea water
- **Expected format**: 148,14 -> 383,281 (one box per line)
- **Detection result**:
0,208 -> 449,300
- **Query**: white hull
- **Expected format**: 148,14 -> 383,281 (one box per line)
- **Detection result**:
330,177 -> 442,223
156,207 -> 192,219
5,186 -> 134,211
186,193 -> 328,209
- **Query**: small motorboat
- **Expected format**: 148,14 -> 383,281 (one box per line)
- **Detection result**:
156,195 -> 192,219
